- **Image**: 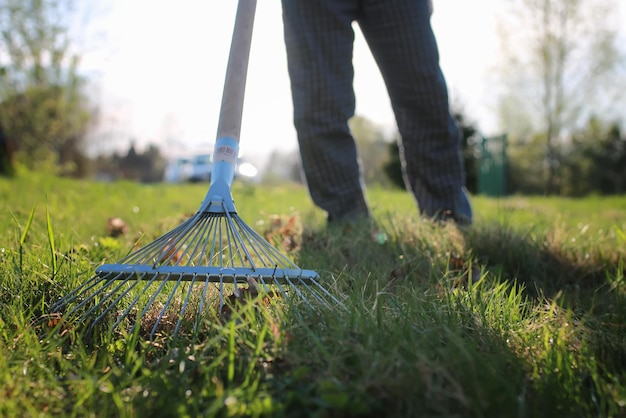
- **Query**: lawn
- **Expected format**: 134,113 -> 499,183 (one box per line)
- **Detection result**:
1,172 -> 625,417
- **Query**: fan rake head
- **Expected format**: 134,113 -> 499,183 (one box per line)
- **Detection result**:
48,0 -> 337,339
50,205 -> 339,339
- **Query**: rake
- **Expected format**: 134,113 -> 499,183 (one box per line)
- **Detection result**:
50,0 -> 339,338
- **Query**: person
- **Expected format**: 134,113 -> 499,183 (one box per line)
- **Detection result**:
0,121 -> 15,177
281,0 -> 472,226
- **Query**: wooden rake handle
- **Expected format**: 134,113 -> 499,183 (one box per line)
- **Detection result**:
204,0 -> 257,212
216,0 -> 257,144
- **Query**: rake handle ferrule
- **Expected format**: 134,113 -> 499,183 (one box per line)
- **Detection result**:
199,136 -> 239,213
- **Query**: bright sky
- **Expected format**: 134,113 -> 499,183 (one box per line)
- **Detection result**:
78,0 -> 622,165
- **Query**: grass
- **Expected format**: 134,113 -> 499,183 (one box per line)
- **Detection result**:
1,171 -> 625,417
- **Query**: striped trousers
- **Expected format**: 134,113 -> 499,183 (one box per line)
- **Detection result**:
282,0 -> 472,225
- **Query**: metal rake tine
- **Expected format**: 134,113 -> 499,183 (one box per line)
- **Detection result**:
233,221 -> 257,268
131,272 -> 174,336
189,217 -> 213,266
150,274 -> 185,339
218,217 -> 227,268
282,276 -> 313,308
80,272 -> 142,324
174,216 -> 211,266
148,216 -> 199,264
89,272 -> 147,331
238,218 -> 294,265
123,217 -> 193,264
219,274 -> 226,312
61,272 -> 125,319
306,283 -> 339,309
233,217 -> 275,263
173,273 -> 199,336
109,272 -> 163,333
224,212 -> 258,269
235,223 -> 269,266
284,274 -> 341,309
200,217 -> 221,266
49,274 -> 104,312
256,276 -> 272,293
297,276 -> 343,307
267,276 -> 290,299
151,223 -> 197,267
223,212 -> 244,269
193,275 -> 213,335
205,215 -> 221,266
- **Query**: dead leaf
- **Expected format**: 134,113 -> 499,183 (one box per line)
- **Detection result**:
158,237 -> 183,265
219,276 -> 282,322
106,217 -> 128,237
448,254 -> 482,286
263,214 -> 302,252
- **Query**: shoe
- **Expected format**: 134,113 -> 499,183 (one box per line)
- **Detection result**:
430,210 -> 472,227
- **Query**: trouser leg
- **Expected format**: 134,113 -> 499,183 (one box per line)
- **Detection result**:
282,0 -> 370,222
358,0 -> 472,224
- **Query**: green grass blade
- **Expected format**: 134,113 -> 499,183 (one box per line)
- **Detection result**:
227,319 -> 235,384
9,204 -> 36,247
21,205 -> 36,247
9,205 -> 36,275
46,205 -> 57,275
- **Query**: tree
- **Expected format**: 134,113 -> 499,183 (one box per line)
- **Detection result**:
262,148 -> 303,184
456,111 -> 480,194
92,142 -> 167,183
0,120 -> 15,176
263,115 -> 394,186
349,115 -> 392,187
495,0 -> 624,194
507,134 -> 549,195
0,0 -> 92,175
561,117 -> 626,196
383,111 -> 480,192
383,137 -> 404,190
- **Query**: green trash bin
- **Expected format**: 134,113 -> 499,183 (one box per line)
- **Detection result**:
477,135 -> 507,197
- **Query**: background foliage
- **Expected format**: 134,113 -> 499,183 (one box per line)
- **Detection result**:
0,0 -> 93,177
0,0 -> 624,197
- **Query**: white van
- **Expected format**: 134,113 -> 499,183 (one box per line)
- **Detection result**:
163,156 -> 193,183
164,153 -> 258,183
188,154 -> 213,182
